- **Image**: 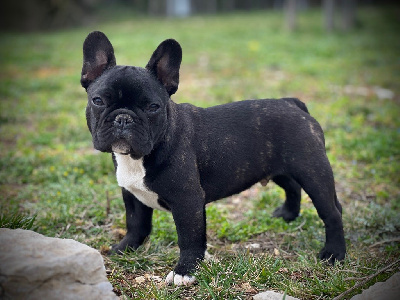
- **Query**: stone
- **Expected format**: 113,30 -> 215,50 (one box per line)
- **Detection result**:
0,228 -> 118,300
245,243 -> 261,249
135,276 -> 146,284
350,272 -> 400,300
253,291 -> 300,300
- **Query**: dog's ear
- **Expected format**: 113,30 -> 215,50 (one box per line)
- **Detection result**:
146,39 -> 182,96
81,31 -> 116,89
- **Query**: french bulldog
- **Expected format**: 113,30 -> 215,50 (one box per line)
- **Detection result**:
81,31 -> 346,286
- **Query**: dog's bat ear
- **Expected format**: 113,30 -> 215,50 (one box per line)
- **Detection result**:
146,39 -> 182,96
81,31 -> 116,89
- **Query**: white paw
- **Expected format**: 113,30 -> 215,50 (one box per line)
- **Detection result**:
165,271 -> 196,286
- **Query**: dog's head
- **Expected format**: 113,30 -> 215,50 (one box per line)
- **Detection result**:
81,31 -> 182,159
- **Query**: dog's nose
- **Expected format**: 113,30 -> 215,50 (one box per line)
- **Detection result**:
114,114 -> 134,128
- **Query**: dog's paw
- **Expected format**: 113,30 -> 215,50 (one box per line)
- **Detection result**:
272,205 -> 299,223
165,271 -> 196,286
108,243 -> 131,255
108,242 -> 137,255
108,244 -> 123,255
108,234 -> 143,255
318,247 -> 346,265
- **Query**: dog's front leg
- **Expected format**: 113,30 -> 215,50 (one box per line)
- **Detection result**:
110,188 -> 153,254
166,198 -> 206,286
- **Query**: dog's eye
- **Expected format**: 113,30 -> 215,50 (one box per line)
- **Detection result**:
92,97 -> 105,106
148,103 -> 160,113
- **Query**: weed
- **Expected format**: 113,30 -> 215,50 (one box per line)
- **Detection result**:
0,213 -> 36,230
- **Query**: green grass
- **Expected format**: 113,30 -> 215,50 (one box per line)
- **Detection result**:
0,212 -> 36,230
1,6 -> 399,299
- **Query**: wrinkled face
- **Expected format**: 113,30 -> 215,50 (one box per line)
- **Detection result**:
81,31 -> 182,158
86,66 -> 169,159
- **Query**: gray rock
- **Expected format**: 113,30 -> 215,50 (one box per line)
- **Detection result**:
253,291 -> 300,300
351,272 -> 400,300
0,228 -> 118,300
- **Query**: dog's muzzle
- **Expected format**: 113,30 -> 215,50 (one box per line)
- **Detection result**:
111,113 -> 135,154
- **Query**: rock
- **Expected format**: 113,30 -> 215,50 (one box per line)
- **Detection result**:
350,272 -> 400,300
373,86 -> 394,100
253,291 -> 300,300
0,228 -> 118,300
245,243 -> 261,249
135,276 -> 146,284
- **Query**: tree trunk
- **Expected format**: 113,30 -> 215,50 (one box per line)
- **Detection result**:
285,0 -> 297,31
205,0 -> 218,13
148,0 -> 166,16
166,0 -> 191,17
323,0 -> 335,32
341,0 -> 356,31
221,0 -> 236,12
274,0 -> 284,10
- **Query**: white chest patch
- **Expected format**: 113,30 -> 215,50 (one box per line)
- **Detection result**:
114,153 -> 168,212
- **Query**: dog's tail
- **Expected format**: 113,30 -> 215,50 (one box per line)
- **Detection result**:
281,97 -> 309,114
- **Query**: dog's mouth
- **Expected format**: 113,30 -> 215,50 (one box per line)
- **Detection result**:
112,139 -> 132,155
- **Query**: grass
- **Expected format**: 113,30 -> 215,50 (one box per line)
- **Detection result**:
1,5 -> 400,299
0,212 -> 36,230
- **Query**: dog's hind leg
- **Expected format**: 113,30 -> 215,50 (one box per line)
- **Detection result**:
272,175 -> 301,222
334,192 -> 342,215
293,164 -> 346,264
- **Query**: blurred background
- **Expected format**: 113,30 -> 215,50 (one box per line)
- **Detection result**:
0,0 -> 390,32
1,1 -> 399,298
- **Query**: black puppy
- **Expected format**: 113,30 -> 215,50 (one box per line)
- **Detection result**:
81,31 -> 346,285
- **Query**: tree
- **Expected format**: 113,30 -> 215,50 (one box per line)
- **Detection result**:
148,0 -> 166,15
341,0 -> 356,31
166,0 -> 191,17
192,0 -> 217,14
0,0 -> 98,31
285,0 -> 297,31
322,0 -> 357,32
323,0 -> 335,32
